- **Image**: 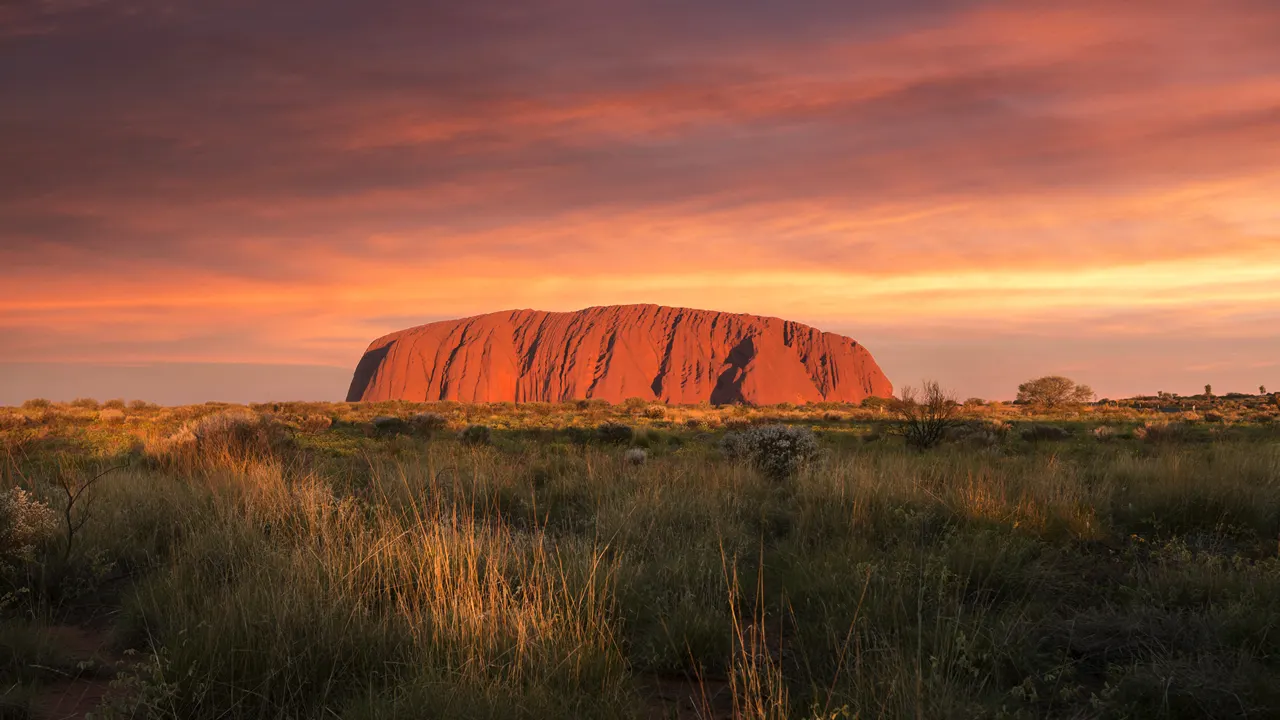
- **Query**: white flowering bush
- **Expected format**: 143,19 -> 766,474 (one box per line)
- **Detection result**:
624,448 -> 648,466
720,424 -> 821,481
0,487 -> 59,564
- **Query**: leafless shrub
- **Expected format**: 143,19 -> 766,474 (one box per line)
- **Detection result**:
892,381 -> 961,450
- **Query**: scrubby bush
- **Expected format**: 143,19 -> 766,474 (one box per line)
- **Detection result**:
1204,412 -> 1225,423
642,405 -> 667,420
102,398 -> 127,410
945,419 -> 1009,448
21,398 -> 51,410
0,487 -> 59,564
70,397 -> 99,410
597,422 -> 634,445
128,399 -> 157,411
1020,424 -> 1072,442
459,424 -> 491,446
410,412 -> 449,434
299,415 -> 333,433
622,397 -> 650,414
98,408 -> 126,424
624,448 -> 648,466
720,424 -> 820,481
371,416 -> 411,436
0,413 -> 28,430
860,396 -> 891,411
1092,425 -> 1117,441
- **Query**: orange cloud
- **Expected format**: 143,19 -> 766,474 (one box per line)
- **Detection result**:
2,0 -> 1279,398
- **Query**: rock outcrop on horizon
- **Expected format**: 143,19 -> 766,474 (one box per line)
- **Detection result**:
346,305 -> 892,405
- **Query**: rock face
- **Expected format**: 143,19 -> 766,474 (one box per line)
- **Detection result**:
346,305 -> 893,405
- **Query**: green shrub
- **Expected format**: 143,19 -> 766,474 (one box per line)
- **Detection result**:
597,422 -> 634,445
410,412 -> 449,434
1020,424 -> 1072,442
860,396 -> 890,411
459,424 -> 491,446
372,416 -> 411,436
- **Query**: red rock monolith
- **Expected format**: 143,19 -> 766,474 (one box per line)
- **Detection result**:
346,304 -> 892,404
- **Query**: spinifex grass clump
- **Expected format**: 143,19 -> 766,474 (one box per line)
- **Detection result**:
720,424 -> 820,480
150,408 -> 295,470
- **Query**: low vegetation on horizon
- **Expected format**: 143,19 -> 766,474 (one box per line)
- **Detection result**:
3,379 -> 1280,719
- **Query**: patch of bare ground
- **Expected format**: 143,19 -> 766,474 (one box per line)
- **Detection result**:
637,674 -> 734,720
27,626 -> 120,720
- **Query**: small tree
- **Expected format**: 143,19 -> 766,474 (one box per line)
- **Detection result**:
1016,376 -> 1095,408
893,381 -> 960,450
1204,384 -> 1214,398
1261,385 -> 1268,396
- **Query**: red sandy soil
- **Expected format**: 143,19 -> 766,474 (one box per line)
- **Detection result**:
348,304 -> 892,404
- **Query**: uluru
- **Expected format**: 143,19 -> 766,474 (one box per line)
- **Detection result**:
346,304 -> 893,405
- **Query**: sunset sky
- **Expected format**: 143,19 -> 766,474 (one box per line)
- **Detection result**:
2,0 -> 1278,404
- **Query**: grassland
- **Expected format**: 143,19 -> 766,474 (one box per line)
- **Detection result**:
3,394 -> 1280,719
